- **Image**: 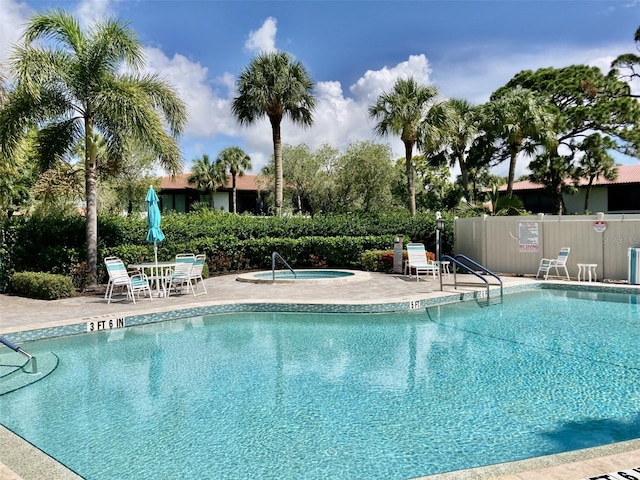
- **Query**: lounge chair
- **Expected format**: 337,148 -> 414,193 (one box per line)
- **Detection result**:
536,247 -> 571,280
104,257 -> 152,304
405,243 -> 439,281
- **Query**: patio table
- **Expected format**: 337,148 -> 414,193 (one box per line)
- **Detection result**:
128,261 -> 176,297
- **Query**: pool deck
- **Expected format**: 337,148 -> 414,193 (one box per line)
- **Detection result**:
1,271 -> 640,480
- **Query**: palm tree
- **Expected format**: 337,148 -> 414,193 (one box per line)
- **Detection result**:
482,86 -> 555,197
188,154 -> 227,209
437,98 -> 479,203
217,146 -> 252,213
0,9 -> 187,282
369,77 -> 447,215
232,51 -> 315,216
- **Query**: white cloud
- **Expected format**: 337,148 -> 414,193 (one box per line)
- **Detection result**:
143,47 -> 237,139
76,0 -> 114,28
245,17 -> 277,54
350,54 -> 433,102
0,0 -> 117,69
0,0 -> 30,67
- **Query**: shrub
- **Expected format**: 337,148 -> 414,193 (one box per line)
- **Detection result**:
361,250 -> 392,273
70,262 -> 92,291
2,211 -> 452,288
361,249 -> 412,273
10,272 -> 76,300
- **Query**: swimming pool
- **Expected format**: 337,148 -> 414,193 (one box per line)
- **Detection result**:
1,288 -> 640,479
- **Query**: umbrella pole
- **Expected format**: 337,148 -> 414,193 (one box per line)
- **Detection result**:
154,243 -> 161,297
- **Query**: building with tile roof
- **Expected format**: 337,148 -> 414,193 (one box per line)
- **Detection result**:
497,164 -> 640,214
159,173 -> 262,213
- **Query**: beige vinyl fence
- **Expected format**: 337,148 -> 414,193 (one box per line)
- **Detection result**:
454,214 -> 640,282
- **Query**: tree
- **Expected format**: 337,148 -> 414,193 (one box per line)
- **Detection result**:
108,142 -> 161,215
334,141 -> 397,214
280,143 -> 320,214
369,77 -> 448,215
430,98 -> 480,202
232,51 -> 315,217
528,153 -> 577,214
576,134 -> 617,214
501,65 -> 640,213
188,154 -> 227,210
216,146 -> 252,214
304,143 -> 341,215
611,26 -> 640,95
0,9 -> 187,281
479,86 -> 555,197
411,155 -> 462,211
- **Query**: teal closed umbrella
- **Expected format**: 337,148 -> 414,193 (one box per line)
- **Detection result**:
146,186 -> 165,295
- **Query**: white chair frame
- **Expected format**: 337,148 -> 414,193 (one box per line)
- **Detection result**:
536,247 -> 571,280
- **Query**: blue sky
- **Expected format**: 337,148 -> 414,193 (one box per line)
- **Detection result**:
2,0 -> 639,179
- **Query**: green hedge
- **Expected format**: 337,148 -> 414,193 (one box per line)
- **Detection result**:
99,234 -> 396,282
10,272 -> 76,300
1,211 -> 453,289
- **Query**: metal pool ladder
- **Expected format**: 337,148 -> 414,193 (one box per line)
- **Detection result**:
271,252 -> 296,281
0,336 -> 37,374
440,254 -> 503,307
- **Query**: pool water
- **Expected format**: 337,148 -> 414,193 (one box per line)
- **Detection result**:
1,289 -> 640,479
254,269 -> 354,279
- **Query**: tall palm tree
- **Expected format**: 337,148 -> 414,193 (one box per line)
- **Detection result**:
0,9 -> 187,282
232,51 -> 315,216
437,98 -> 479,203
217,146 -> 252,213
369,77 -> 447,215
482,86 -> 555,197
188,154 -> 227,209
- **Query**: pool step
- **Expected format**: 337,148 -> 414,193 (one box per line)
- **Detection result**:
476,294 -> 503,307
0,351 -> 59,396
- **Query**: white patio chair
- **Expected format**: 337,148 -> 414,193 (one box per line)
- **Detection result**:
187,254 -> 207,296
405,243 -> 439,281
104,257 -> 152,304
536,247 -> 571,280
164,259 -> 194,296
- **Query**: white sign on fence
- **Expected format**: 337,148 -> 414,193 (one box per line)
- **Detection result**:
518,222 -> 539,253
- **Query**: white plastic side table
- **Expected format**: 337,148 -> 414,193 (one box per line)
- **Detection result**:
577,263 -> 597,282
434,261 -> 451,277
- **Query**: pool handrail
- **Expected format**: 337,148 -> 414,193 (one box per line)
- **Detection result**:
440,254 -> 503,304
271,252 -> 296,281
0,336 -> 37,374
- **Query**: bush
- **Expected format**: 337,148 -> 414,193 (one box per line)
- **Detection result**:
10,272 -> 76,300
361,250 -> 393,273
361,249 -> 412,273
2,211 -> 452,287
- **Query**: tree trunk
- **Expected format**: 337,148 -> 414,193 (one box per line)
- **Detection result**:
506,144 -> 518,198
85,117 -> 98,285
584,178 -> 594,214
404,141 -> 416,215
459,158 -> 471,202
231,173 -> 237,214
270,116 -> 283,216
555,185 -> 564,215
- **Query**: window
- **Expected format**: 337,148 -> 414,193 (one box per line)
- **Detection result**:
608,185 -> 640,212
